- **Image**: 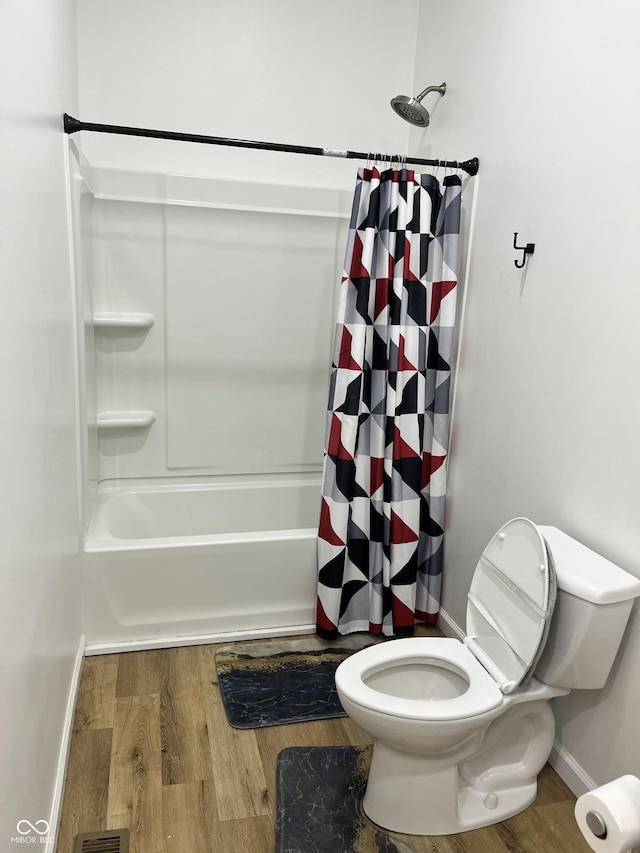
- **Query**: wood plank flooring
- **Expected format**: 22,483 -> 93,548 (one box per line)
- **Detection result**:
56,631 -> 592,853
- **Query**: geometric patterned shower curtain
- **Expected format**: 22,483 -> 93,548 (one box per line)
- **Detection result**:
316,167 -> 462,638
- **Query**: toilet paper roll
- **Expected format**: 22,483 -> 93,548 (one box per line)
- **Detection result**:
575,775 -> 640,853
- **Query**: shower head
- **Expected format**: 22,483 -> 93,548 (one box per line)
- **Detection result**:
390,82 -> 447,127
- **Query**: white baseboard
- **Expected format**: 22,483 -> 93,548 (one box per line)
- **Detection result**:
47,633 -> 86,853
84,623 -> 317,655
548,739 -> 595,797
437,606 -> 464,640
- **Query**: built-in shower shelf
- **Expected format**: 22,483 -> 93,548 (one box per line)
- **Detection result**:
93,312 -> 155,329
97,410 -> 156,429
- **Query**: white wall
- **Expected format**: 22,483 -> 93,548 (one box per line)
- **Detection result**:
76,0 -> 420,187
412,0 -> 640,790
0,0 -> 82,845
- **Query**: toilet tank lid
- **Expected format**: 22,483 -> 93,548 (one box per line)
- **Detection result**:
537,526 -> 640,604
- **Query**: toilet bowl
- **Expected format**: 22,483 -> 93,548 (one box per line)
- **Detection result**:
337,637 -> 562,835
335,518 -> 640,836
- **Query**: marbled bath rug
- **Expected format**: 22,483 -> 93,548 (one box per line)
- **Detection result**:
215,636 -> 381,729
275,745 -> 416,853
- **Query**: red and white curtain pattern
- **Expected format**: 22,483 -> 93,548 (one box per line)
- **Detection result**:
316,167 -> 461,637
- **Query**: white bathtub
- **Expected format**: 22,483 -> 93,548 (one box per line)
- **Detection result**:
82,474 -> 321,652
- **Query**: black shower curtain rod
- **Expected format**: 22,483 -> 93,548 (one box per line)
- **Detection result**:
63,114 -> 479,176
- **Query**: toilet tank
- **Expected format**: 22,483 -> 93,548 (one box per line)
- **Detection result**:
533,526 -> 640,690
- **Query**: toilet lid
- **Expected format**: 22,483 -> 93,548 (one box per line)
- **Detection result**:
465,517 -> 557,694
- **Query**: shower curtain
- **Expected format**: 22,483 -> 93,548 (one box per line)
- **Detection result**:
316,167 -> 461,638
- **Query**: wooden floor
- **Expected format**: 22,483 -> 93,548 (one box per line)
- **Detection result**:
57,630 -> 592,853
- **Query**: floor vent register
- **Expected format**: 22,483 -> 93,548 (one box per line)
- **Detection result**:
72,829 -> 129,853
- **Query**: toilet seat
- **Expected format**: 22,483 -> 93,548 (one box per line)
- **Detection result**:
464,517 -> 556,693
336,637 -> 503,721
336,518 -> 556,724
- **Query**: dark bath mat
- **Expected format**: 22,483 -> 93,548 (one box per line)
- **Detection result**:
215,635 -> 381,729
276,746 -> 416,853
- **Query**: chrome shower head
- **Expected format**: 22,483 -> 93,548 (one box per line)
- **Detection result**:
390,82 -> 447,127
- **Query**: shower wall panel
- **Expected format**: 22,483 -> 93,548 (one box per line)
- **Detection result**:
68,143 -> 99,529
84,165 -> 350,482
165,204 -> 341,473
90,198 -> 167,481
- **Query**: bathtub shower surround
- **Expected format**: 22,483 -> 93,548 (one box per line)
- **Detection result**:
70,144 -> 351,648
78,159 -> 350,482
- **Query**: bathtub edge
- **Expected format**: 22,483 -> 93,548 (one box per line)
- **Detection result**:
84,623 -> 317,655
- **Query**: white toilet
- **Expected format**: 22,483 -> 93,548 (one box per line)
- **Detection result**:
335,518 -> 640,836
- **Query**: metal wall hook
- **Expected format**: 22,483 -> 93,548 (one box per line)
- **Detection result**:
513,233 -> 535,268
